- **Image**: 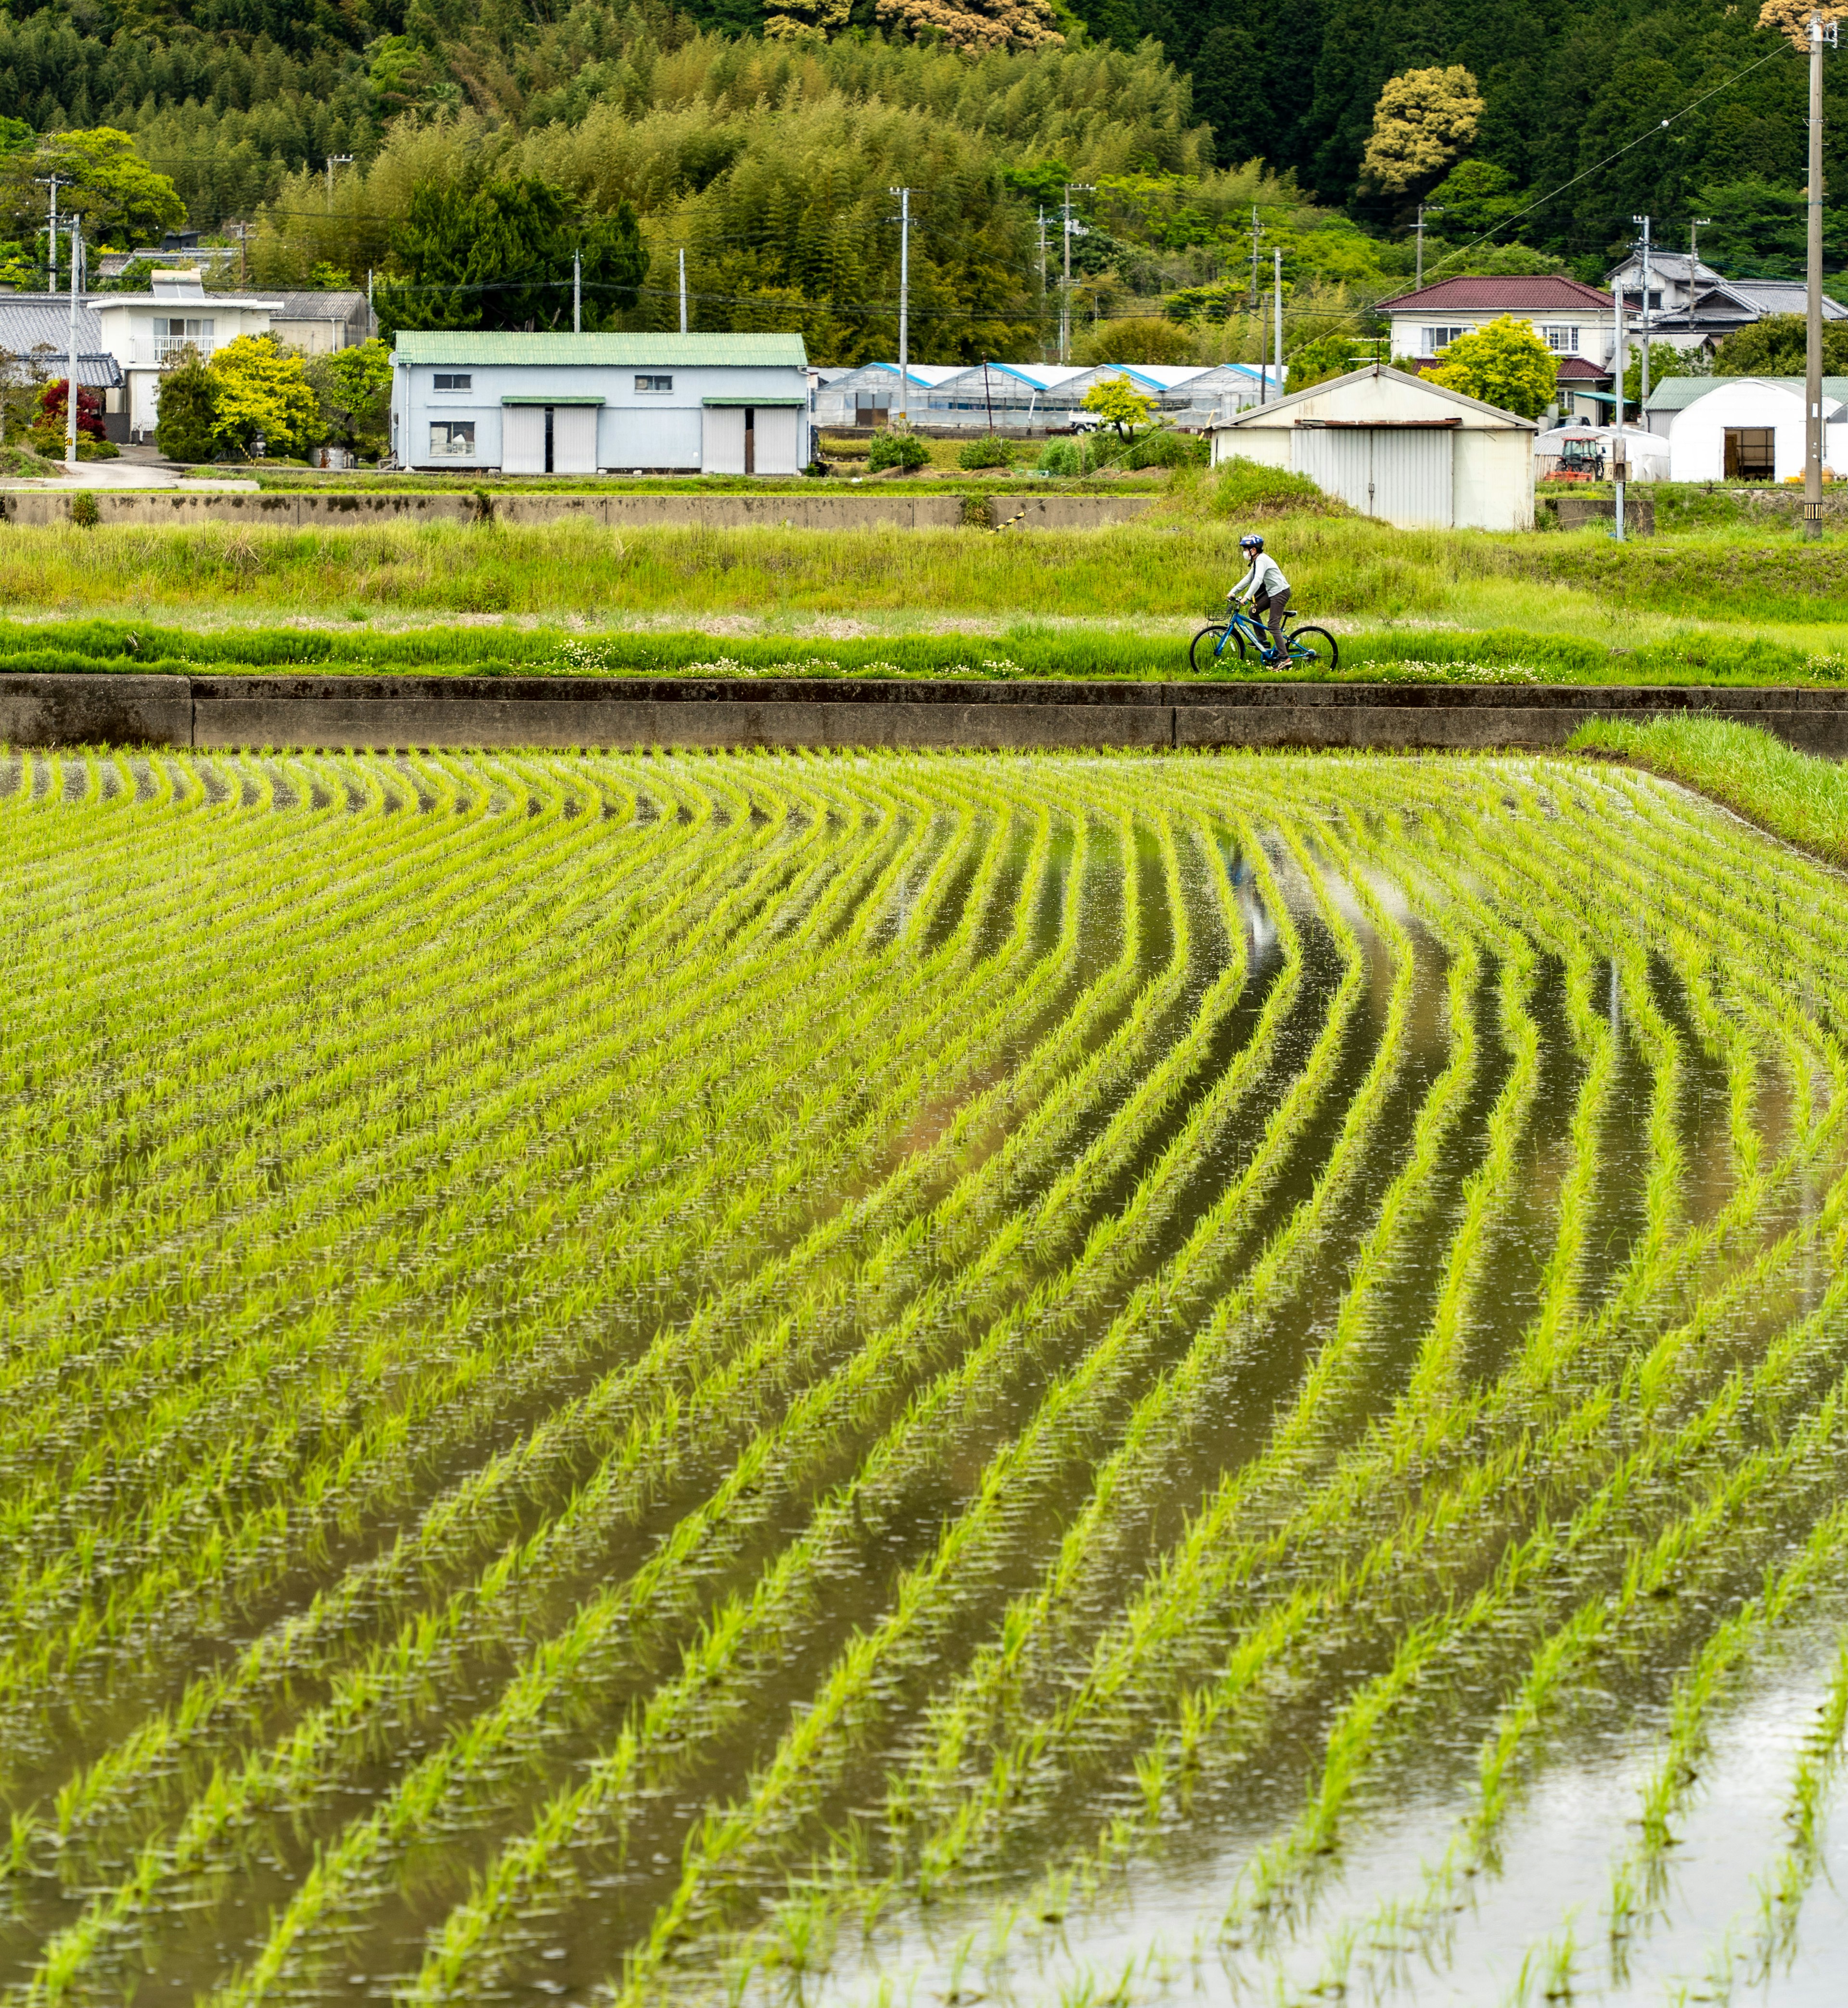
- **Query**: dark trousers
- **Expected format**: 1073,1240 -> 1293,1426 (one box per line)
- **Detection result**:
1253,588 -> 1290,655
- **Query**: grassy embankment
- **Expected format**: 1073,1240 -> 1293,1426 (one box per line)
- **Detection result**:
1570,714 -> 1848,866
3,462 -> 1848,678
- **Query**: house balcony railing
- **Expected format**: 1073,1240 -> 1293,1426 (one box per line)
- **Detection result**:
127,339 -> 218,367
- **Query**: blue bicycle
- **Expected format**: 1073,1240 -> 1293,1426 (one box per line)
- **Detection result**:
1190,599 -> 1339,675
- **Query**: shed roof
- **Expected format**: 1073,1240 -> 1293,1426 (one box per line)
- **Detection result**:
1376,274 -> 1614,313
1643,373 -> 1848,413
1216,362 -> 1537,430
392,331 -> 808,367
267,291 -> 368,321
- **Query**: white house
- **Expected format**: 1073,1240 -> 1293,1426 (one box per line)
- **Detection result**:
1375,274 -> 1618,421
390,331 -> 811,474
1642,375 -> 1848,481
1213,364 -> 1536,531
88,270 -> 285,440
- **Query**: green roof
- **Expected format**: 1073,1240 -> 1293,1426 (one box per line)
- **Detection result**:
1643,373 -> 1848,412
393,331 -> 808,367
702,396 -> 807,407
501,394 -> 605,405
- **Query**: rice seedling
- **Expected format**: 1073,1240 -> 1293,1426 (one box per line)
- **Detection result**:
1,745 -> 1845,2008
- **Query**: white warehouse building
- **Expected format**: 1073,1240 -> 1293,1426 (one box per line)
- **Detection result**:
390,331 -> 811,474
1212,364 -> 1535,531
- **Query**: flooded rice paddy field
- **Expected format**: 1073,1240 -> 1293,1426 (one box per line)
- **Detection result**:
0,746 -> 1845,2008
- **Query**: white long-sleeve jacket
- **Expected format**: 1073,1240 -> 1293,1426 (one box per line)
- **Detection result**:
1232,553 -> 1290,601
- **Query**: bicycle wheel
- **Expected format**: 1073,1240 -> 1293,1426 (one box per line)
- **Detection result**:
1286,626 -> 1340,672
1189,623 -> 1247,674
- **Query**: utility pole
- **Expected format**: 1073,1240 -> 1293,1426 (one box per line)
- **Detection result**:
572,247 -> 581,334
326,154 -> 353,207
889,185 -> 911,416
366,267 -> 374,335
678,247 -> 687,335
1037,208 -> 1048,360
1611,237 -> 1628,542
1415,203 -> 1447,290
35,173 -> 70,293
1258,271 -> 1269,406
1805,10 -> 1835,542
65,219 -> 80,468
1690,216 -> 1711,270
1273,247 -> 1284,397
1058,182 -> 1094,368
1633,214 -> 1653,414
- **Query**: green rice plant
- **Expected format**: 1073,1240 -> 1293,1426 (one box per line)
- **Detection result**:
6,748 -> 1848,2008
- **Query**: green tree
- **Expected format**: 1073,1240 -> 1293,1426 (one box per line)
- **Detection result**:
1078,315 -> 1194,365
1427,313 -> 1557,418
208,334 -> 323,458
154,348 -> 220,463
377,176 -> 575,335
1714,312 -> 1848,376
1081,372 -> 1155,436
1624,343 -> 1709,405
1286,332 -> 1359,392
578,200 -> 648,328
305,336 -> 393,455
16,129 -> 185,246
376,177 -> 644,336
1694,178 -> 1809,279
1424,159 -> 1522,237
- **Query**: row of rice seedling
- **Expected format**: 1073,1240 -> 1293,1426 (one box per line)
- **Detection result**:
3,747 -> 1845,2008
699,751 -> 1840,1992
3,755 -> 1197,1992
10,775 -> 1077,1890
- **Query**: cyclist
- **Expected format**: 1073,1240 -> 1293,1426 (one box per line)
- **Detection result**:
1228,533 -> 1291,663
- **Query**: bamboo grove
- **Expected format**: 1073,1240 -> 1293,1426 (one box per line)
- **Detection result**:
0,745 -> 1846,2004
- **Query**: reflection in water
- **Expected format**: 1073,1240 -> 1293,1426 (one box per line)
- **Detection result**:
0,752 -> 1842,2008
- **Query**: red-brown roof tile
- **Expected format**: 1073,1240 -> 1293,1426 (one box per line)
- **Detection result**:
1377,275 -> 1615,312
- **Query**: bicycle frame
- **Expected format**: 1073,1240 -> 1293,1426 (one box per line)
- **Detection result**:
1213,605 -> 1309,664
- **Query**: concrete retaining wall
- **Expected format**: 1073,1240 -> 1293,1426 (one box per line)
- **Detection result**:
4,672 -> 1845,756
0,489 -> 1158,532
1540,493 -> 1656,536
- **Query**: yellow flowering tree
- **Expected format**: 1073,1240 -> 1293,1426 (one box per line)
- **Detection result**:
208,335 -> 324,460
1361,66 -> 1484,194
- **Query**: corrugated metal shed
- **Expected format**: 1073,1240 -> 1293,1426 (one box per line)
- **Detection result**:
393,331 -> 808,367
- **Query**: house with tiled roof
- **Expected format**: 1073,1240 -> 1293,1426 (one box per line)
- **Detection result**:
1604,251 -> 1847,354
1376,275 -> 1618,420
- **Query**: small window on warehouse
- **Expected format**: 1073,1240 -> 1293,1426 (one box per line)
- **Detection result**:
635,374 -> 673,392
1541,326 -> 1578,354
1723,427 -> 1775,481
428,421 -> 476,458
433,373 -> 472,391
1422,325 -> 1469,355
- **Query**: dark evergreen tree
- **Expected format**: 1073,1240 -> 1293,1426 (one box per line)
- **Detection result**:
153,349 -> 219,463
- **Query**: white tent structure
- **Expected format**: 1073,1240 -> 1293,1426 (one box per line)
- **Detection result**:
1642,376 -> 1848,482
1212,364 -> 1535,530
1532,424 -> 1670,481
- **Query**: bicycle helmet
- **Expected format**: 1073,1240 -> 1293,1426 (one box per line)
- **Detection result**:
1239,533 -> 1265,553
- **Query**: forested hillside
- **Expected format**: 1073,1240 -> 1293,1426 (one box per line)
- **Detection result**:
0,0 -> 1840,361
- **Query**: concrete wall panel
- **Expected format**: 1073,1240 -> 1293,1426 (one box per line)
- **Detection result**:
0,674 -> 190,747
